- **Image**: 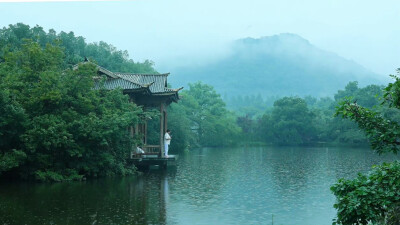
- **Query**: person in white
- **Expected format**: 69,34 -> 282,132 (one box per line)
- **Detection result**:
136,146 -> 145,154
164,129 -> 172,157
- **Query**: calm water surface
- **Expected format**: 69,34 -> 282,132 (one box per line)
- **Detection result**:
1,146 -> 399,225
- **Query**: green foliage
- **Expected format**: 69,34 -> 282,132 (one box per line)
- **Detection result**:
257,97 -> 317,145
332,70 -> 400,224
327,82 -> 383,145
331,162 -> 400,225
167,82 -> 241,150
334,77 -> 398,154
0,89 -> 27,150
168,103 -> 196,151
0,38 -> 142,181
0,23 -> 156,73
336,98 -> 400,154
0,71 -> 28,174
334,81 -> 383,108
383,74 -> 400,108
34,169 -> 83,182
236,115 -> 255,141
244,82 -> 384,146
0,150 -> 27,174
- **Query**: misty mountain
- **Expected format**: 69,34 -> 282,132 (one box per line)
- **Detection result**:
168,33 -> 383,97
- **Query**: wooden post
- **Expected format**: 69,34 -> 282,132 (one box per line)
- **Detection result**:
130,126 -> 134,138
144,121 -> 147,145
160,102 -> 165,157
129,96 -> 135,158
135,124 -> 139,136
164,110 -> 168,132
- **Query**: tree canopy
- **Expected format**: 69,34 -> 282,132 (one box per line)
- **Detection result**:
0,26 -> 149,181
168,82 -> 241,150
0,23 -> 156,73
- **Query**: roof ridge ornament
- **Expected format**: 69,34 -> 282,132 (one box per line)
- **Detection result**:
173,87 -> 184,92
143,82 -> 155,88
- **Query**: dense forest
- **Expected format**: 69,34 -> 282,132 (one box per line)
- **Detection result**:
0,23 -> 156,181
168,79 -> 388,149
231,81 -> 387,146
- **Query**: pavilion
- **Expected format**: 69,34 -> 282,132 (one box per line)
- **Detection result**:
75,60 -> 182,160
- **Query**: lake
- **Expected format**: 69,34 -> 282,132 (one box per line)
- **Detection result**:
1,146 -> 398,225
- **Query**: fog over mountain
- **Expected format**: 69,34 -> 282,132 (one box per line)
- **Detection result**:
168,33 -> 385,98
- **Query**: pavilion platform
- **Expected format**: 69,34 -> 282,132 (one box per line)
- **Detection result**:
131,154 -> 178,170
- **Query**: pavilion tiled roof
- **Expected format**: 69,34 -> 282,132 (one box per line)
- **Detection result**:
116,73 -> 171,93
77,61 -> 182,97
94,77 -> 142,90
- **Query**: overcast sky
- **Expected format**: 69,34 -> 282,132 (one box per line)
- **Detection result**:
0,0 -> 399,76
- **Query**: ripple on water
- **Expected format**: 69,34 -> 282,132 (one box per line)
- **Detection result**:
0,147 -> 399,225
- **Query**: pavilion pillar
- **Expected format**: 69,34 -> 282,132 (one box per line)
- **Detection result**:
164,107 -> 168,132
129,96 -> 135,158
144,121 -> 148,145
129,97 -> 134,139
160,102 -> 165,157
135,124 -> 139,136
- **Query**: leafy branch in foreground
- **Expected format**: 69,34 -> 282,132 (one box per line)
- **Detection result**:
335,99 -> 400,155
331,162 -> 400,225
332,70 -> 400,225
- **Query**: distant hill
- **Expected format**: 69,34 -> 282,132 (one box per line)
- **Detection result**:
168,33 -> 383,97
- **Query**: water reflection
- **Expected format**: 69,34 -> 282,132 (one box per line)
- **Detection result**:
0,170 -> 177,225
1,147 -> 399,225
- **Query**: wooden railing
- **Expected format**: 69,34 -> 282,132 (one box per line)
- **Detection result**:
143,145 -> 161,154
131,145 -> 161,158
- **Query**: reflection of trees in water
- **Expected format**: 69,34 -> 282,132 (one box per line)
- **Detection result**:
173,148 -> 230,208
0,174 -> 176,225
264,147 -> 320,195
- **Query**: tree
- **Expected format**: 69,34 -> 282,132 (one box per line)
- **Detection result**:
324,82 -> 384,145
262,97 -> 317,145
167,102 -> 196,151
332,70 -> 400,224
237,114 -> 254,140
0,23 -> 161,181
334,81 -> 359,101
167,82 -> 241,149
0,40 -> 143,181
0,89 -> 27,174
